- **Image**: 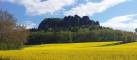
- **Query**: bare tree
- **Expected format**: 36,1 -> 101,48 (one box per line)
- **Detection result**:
0,10 -> 29,50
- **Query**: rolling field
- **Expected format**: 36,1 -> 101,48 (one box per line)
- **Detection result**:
1,42 -> 137,60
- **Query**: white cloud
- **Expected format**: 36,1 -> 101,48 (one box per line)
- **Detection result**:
2,0 -> 75,16
2,0 -> 130,16
18,21 -> 37,29
65,0 -> 128,16
101,14 -> 137,32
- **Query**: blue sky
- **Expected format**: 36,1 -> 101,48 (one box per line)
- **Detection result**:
0,0 -> 137,32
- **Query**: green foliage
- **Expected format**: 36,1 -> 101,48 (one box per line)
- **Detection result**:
28,31 -> 69,44
28,15 -> 137,44
38,15 -> 100,32
28,28 -> 137,44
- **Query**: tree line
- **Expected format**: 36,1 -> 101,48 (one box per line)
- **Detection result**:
27,28 -> 137,44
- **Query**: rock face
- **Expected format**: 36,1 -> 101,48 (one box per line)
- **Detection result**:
38,15 -> 100,31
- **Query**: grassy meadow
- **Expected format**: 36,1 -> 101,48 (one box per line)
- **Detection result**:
0,42 -> 137,60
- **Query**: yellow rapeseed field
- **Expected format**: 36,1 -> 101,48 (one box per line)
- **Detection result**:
0,42 -> 137,60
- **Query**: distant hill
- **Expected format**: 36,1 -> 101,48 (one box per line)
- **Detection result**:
38,15 -> 100,31
28,15 -> 137,44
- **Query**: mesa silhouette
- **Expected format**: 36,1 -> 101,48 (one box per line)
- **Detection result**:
38,15 -> 100,31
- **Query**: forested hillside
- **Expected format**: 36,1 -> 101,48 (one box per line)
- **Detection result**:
27,15 -> 137,45
38,15 -> 100,31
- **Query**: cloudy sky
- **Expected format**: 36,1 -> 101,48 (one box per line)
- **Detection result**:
0,0 -> 137,32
